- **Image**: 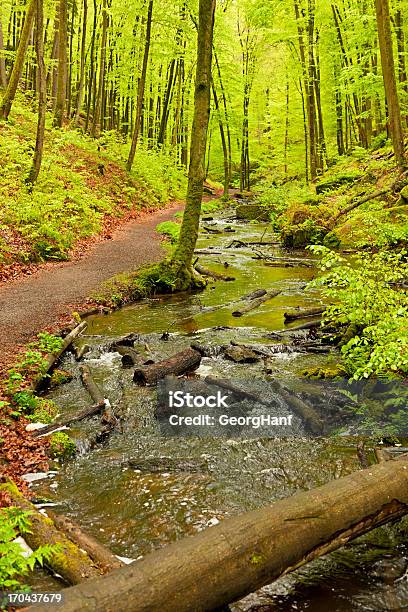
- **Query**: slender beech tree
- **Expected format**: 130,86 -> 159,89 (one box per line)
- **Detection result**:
375,0 -> 405,167
91,0 -> 109,137
73,0 -> 88,126
26,0 -> 46,188
0,0 -> 36,120
127,0 -> 154,171
169,0 -> 216,289
0,8 -> 7,89
53,0 -> 68,127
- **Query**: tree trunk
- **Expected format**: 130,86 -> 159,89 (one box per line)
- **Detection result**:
91,0 -> 108,137
375,0 -> 406,167
34,455 -> 408,612
53,0 -> 68,127
26,0 -> 46,188
73,0 -> 88,126
127,0 -> 153,171
0,8 -> 7,88
46,511 -> 124,573
0,0 -> 36,120
170,0 -> 216,287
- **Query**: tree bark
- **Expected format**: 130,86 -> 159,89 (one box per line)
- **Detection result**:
26,0 -> 46,188
232,289 -> 281,317
34,455 -> 408,612
91,0 -> 108,137
169,0 -> 216,287
0,8 -> 7,88
53,0 -> 68,127
126,0 -> 153,170
72,0 -> 88,126
0,0 -> 36,120
375,0 -> 406,167
46,511 -> 124,573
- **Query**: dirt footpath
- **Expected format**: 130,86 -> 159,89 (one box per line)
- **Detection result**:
0,204 -> 181,370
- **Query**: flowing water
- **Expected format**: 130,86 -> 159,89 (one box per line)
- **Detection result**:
30,206 -> 408,611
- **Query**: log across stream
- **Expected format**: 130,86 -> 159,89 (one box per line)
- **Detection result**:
27,207 -> 408,611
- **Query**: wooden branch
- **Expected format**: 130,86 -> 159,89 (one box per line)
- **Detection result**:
334,187 -> 390,220
232,289 -> 281,317
80,365 -> 117,429
32,401 -> 105,438
38,456 -> 408,612
194,263 -> 235,281
32,321 -> 87,390
46,511 -> 124,573
284,306 -> 325,322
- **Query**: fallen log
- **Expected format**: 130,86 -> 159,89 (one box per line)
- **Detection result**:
194,263 -> 235,281
232,289 -> 281,317
0,481 -> 101,585
262,257 -> 315,268
46,511 -> 124,574
38,455 -> 408,612
133,347 -> 202,386
32,401 -> 105,438
281,319 -> 323,332
80,365 -> 117,429
284,306 -> 325,322
32,321 -> 87,390
334,187 -> 390,221
268,380 -> 324,435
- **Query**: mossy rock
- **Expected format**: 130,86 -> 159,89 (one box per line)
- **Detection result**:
281,225 -> 327,248
301,363 -> 346,379
49,432 -> 76,460
315,172 -> 361,194
50,369 -> 73,388
236,204 -> 270,222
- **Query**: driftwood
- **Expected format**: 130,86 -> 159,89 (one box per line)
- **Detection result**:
80,365 -> 117,429
46,511 -> 124,574
262,257 -> 315,268
133,347 -> 202,386
32,402 -> 105,438
268,380 -> 324,435
284,306 -> 325,322
232,289 -> 281,317
194,263 -> 235,281
41,455 -> 408,612
282,319 -> 323,332
32,321 -> 87,390
0,481 -> 101,585
227,239 -> 280,248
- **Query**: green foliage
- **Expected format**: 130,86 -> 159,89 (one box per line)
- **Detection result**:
156,221 -> 180,244
49,432 -> 76,460
309,246 -> 408,379
0,507 -> 56,590
0,96 -> 186,266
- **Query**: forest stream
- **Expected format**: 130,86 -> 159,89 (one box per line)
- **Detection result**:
28,205 -> 408,611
